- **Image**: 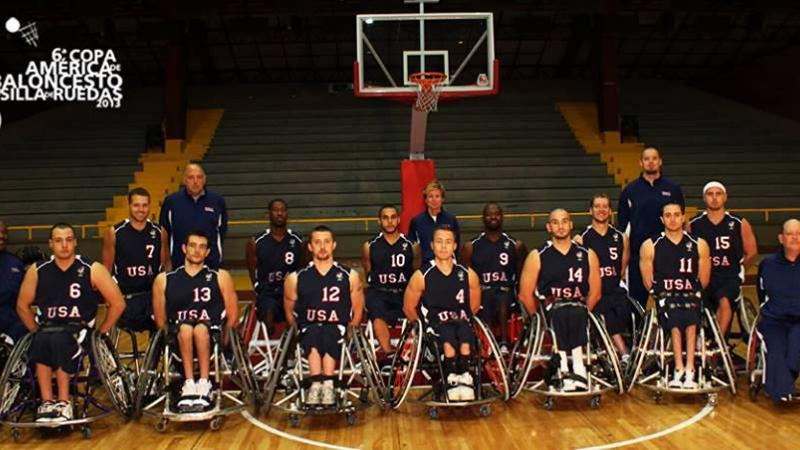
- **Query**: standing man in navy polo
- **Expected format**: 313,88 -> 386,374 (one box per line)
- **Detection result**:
160,163 -> 228,269
0,219 -> 27,341
617,147 -> 684,306
409,180 -> 461,263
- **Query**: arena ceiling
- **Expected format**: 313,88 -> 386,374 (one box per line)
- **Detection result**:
0,0 -> 798,86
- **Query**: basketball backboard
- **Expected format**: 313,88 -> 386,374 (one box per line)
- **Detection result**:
354,11 -> 498,103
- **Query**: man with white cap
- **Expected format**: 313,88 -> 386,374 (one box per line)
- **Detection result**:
688,181 -> 758,337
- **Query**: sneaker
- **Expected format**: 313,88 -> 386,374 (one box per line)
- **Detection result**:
177,379 -> 197,410
498,342 -> 510,357
668,370 -> 684,389
562,378 -> 576,392
51,401 -> 72,423
572,365 -> 588,391
321,384 -> 336,406
572,374 -> 588,391
193,378 -> 214,410
620,354 -> 631,372
683,371 -> 698,389
458,372 -> 475,401
307,384 -> 322,406
447,373 -> 461,401
36,400 -> 57,422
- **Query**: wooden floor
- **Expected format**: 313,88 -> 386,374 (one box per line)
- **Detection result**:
3,379 -> 799,450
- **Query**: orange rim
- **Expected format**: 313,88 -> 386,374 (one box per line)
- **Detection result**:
409,72 -> 447,89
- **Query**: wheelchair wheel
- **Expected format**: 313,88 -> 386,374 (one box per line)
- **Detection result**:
704,308 -> 737,394
386,320 -> 423,409
588,312 -> 624,394
228,328 -> 259,409
473,317 -> 510,400
351,326 -> 388,409
261,325 -> 295,414
91,331 -> 134,418
0,333 -> 33,418
133,329 -> 166,418
508,314 -> 542,399
738,297 -> 758,336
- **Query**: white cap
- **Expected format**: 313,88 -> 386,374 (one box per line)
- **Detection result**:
702,181 -> 726,195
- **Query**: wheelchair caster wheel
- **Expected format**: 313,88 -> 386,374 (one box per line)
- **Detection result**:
155,418 -> 169,433
590,396 -> 601,409
543,397 -> 554,411
10,428 -> 21,442
479,405 -> 491,417
749,386 -> 759,401
427,407 -> 439,420
209,417 -> 223,431
707,393 -> 718,407
346,413 -> 357,426
653,392 -> 663,405
289,414 -> 300,428
359,390 -> 370,405
82,425 -> 92,439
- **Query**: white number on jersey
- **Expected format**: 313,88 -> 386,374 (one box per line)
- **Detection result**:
390,253 -> 406,268
193,287 -> 212,302
714,236 -> 730,251
455,288 -> 465,304
322,286 -> 341,302
679,257 -> 693,274
568,267 -> 583,283
145,244 -> 155,259
69,283 -> 81,299
284,252 -> 295,265
499,253 -> 509,266
609,247 -> 618,261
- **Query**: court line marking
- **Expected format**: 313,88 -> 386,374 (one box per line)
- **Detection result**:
241,410 -> 361,450
576,403 -> 715,450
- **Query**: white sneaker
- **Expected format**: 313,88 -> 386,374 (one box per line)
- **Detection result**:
321,384 -> 336,406
562,378 -> 576,392
683,371 -> 698,389
307,384 -> 322,405
193,378 -> 214,409
447,373 -> 461,401
178,379 -> 197,409
668,370 -> 684,389
36,400 -> 57,422
620,354 -> 631,370
51,401 -> 72,423
458,373 -> 475,401
573,366 -> 588,391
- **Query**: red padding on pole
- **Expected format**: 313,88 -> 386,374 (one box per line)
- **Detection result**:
399,159 -> 436,236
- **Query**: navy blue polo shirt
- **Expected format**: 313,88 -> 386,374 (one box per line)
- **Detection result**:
617,174 -> 684,253
0,251 -> 24,310
159,188 -> 228,269
409,209 -> 461,262
757,248 -> 800,321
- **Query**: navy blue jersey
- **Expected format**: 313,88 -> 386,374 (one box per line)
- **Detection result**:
421,263 -> 472,324
536,242 -> 590,301
112,219 -> 162,294
35,256 -> 99,324
469,232 -> 518,288
295,262 -> 352,326
253,229 -> 303,293
580,225 -> 626,294
165,266 -> 226,324
0,251 -> 24,310
651,232 -> 701,296
689,212 -> 744,281
367,233 -> 415,290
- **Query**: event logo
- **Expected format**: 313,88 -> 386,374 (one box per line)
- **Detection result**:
0,48 -> 123,109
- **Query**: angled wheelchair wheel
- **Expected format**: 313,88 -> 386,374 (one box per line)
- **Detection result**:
386,320 -> 423,409
351,326 -> 388,409
91,331 -> 134,418
133,329 -> 166,418
588,312 -> 624,394
704,308 -> 737,395
0,333 -> 33,418
738,297 -> 758,337
473,317 -> 510,400
508,314 -> 543,399
262,325 -> 296,415
228,328 -> 260,409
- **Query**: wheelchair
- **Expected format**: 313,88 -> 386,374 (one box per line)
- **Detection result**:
507,300 -> 624,410
384,316 -> 508,419
261,324 -> 385,427
108,291 -> 158,384
745,312 -> 765,401
133,326 -> 259,432
238,303 -> 285,383
0,333 -> 12,372
0,327 -> 133,441
628,296 -> 737,406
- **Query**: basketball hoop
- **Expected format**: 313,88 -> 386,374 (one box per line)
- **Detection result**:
409,72 -> 447,112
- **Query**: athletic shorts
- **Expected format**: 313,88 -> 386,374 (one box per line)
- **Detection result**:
429,320 -> 475,351
255,289 -> 285,323
658,299 -> 701,332
705,277 -> 742,311
477,287 -> 515,323
366,288 -> 405,325
28,324 -> 87,374
550,305 -> 589,351
118,291 -> 155,332
300,323 -> 346,360
593,293 -> 630,336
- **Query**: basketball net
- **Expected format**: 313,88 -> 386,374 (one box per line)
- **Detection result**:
409,72 -> 447,113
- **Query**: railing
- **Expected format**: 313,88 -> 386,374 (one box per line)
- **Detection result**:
9,207 -> 800,242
